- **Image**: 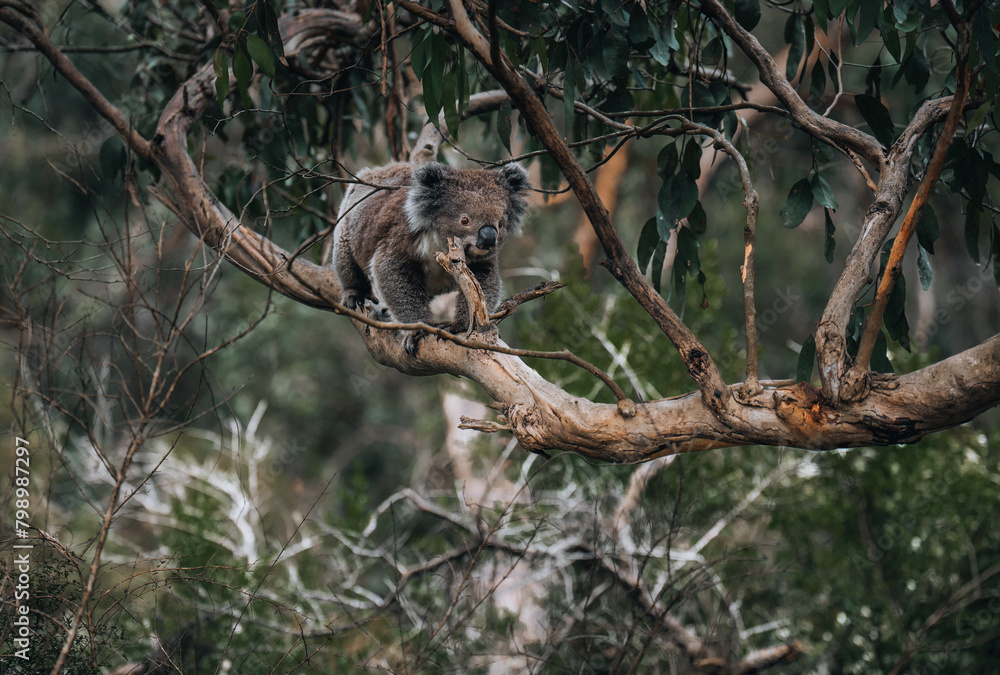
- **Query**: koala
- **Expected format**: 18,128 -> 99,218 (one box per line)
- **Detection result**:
333,160 -> 531,352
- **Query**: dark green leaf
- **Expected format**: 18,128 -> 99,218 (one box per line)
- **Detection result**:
676,226 -> 701,278
410,29 -> 429,77
735,0 -> 761,30
967,100 -> 993,132
650,239 -> 666,293
688,200 -> 707,235
650,16 -> 677,66
884,272 -> 911,351
892,47 -> 929,93
824,208 -> 836,263
917,244 -> 933,290
892,0 -> 914,25
785,13 -> 806,81
232,45 -> 253,109
973,4 -> 998,74
702,37 -> 724,67
855,94 -> 895,147
829,0 -> 851,19
827,50 -> 840,90
246,33 -> 274,79
814,0 -> 829,32
682,140 -> 702,180
658,173 -> 699,233
563,59 -> 576,137
260,0 -> 285,64
811,172 -> 838,211
883,22 -> 900,62
99,135 -> 125,180
871,331 -> 893,373
657,143 -> 678,179
856,0 -> 880,44
796,334 -> 816,384
916,206 -> 938,254
866,56 -> 883,98
628,6 -> 654,48
812,137 -> 833,164
810,58 -> 827,100
780,178 -> 814,228
213,47 -> 229,108
442,68 -> 460,138
637,217 -> 660,272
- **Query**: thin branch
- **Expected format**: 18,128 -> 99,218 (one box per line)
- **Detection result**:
699,0 -> 885,172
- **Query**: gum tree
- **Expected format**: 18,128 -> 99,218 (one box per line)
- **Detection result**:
1,0 -> 998,460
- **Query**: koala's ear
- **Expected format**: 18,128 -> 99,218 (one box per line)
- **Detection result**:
406,162 -> 450,233
497,163 -> 530,195
495,163 -> 531,235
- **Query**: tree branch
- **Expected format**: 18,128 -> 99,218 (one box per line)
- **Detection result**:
7,3 -> 1000,461
845,21 -> 972,399
698,0 -> 885,172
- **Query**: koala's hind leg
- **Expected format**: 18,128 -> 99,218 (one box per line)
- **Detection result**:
333,232 -> 374,311
367,250 -> 436,355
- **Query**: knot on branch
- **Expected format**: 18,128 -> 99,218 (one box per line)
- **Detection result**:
840,365 -> 872,403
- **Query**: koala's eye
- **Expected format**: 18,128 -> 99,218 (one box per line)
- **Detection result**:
460,216 -> 471,226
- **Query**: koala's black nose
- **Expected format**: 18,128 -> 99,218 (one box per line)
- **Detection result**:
476,225 -> 499,250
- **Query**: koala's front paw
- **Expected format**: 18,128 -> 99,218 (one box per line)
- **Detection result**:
340,289 -> 366,311
403,329 -> 427,357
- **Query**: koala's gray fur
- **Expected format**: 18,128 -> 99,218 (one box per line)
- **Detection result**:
333,161 -> 530,350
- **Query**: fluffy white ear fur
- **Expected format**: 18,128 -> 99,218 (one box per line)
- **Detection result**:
405,162 -> 448,234
498,163 -> 530,236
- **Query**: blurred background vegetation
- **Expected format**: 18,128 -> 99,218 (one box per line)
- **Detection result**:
1,0 -> 1000,673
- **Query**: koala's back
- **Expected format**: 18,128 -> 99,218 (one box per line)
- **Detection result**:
335,163 -> 414,266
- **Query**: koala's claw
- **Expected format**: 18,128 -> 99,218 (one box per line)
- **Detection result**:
340,290 -> 366,311
403,329 -> 427,356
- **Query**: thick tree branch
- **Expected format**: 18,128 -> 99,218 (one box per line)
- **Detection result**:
6,3 -> 1000,462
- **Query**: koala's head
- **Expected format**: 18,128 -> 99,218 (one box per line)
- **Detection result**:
406,162 -> 531,260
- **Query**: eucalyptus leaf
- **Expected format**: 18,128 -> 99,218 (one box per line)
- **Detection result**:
246,33 -> 274,78
780,178 -> 814,228
213,47 -> 229,108
855,94 -> 895,147
735,0 -> 761,30
232,45 -> 253,109
811,172 -> 838,211
796,334 -> 816,384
